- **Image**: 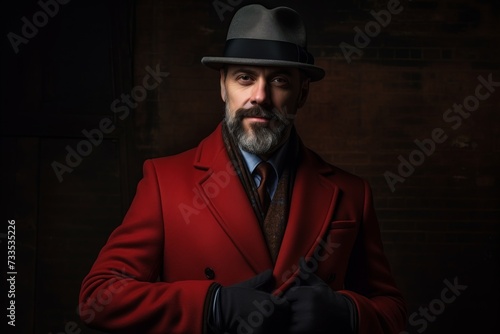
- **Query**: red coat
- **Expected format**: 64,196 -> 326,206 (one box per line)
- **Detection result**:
79,123 -> 407,333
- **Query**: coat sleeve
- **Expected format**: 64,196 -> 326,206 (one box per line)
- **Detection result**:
338,180 -> 407,334
79,160 -> 214,333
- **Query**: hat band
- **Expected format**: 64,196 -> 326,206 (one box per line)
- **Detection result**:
223,38 -> 314,65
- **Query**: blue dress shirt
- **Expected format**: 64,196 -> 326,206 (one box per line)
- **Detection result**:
239,141 -> 289,199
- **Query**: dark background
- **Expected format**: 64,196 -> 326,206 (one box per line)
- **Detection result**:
1,0 -> 499,333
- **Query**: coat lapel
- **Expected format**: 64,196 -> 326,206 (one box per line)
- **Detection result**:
274,145 -> 340,290
193,124 -> 273,274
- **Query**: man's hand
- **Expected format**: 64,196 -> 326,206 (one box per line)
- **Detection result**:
283,258 -> 358,334
209,269 -> 290,334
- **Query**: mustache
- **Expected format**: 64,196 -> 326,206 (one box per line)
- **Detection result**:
234,106 -> 296,122
234,106 -> 276,120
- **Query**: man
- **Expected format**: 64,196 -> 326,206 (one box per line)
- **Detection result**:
80,4 -> 407,334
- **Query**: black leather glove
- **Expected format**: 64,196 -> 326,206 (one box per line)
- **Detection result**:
208,269 -> 291,334
283,258 -> 358,334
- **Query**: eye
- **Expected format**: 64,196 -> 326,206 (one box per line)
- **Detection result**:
236,74 -> 253,84
271,76 -> 290,87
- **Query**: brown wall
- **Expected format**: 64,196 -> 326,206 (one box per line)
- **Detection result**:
1,0 -> 499,333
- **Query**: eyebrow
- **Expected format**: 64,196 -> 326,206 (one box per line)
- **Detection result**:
231,68 -> 294,78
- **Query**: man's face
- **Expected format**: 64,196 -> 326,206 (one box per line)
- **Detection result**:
221,65 -> 310,157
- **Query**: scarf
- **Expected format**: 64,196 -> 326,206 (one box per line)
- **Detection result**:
221,122 -> 298,263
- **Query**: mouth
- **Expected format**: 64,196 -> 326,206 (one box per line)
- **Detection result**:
245,116 -> 271,123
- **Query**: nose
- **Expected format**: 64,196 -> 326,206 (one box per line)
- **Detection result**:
250,78 -> 270,106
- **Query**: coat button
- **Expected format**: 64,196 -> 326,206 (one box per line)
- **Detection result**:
205,267 -> 215,280
327,273 -> 336,283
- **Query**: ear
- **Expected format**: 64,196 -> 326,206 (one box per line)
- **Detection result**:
220,69 -> 227,102
297,78 -> 310,108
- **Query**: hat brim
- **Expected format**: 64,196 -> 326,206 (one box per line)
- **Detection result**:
201,57 -> 325,82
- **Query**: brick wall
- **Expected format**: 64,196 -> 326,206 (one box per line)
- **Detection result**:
2,1 -> 133,332
132,0 -> 499,332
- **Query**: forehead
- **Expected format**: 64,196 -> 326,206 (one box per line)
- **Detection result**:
225,65 -> 301,77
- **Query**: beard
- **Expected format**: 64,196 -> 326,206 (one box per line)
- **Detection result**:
224,103 -> 291,155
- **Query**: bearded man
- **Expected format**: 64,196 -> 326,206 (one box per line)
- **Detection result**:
80,4 -> 407,334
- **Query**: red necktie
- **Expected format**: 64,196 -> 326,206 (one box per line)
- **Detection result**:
255,162 -> 272,214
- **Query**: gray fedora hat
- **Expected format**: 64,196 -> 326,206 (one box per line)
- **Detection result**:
201,4 -> 325,81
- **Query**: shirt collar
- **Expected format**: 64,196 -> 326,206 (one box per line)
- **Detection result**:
239,140 -> 289,179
